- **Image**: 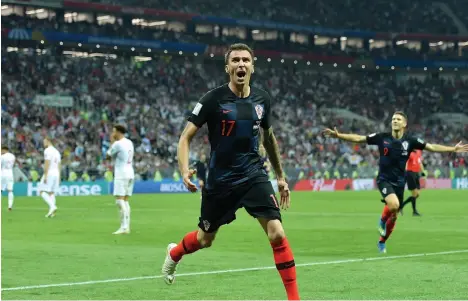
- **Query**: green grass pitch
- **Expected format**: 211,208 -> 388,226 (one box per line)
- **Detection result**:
2,190 -> 468,300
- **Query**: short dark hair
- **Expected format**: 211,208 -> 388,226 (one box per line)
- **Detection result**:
393,111 -> 407,121
224,43 -> 254,64
1,146 -> 9,151
44,136 -> 55,144
114,124 -> 127,134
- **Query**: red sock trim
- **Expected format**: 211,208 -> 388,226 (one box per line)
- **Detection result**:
271,238 -> 300,300
169,230 -> 201,262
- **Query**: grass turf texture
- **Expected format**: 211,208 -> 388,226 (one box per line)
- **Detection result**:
2,190 -> 468,300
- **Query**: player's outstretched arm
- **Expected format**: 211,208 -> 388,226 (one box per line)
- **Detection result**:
425,141 -> 468,153
262,127 -> 290,210
322,127 -> 367,143
178,122 -> 198,193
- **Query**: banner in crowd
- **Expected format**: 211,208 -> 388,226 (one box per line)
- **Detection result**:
110,179 -> 279,194
13,181 -> 109,196
294,179 -> 353,191
33,94 -> 74,107
452,178 -> 468,189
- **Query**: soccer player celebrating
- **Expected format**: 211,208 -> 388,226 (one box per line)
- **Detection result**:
40,137 -> 61,218
400,149 -> 425,216
1,146 -> 16,211
322,111 -> 468,253
161,43 -> 300,300
106,125 -> 134,235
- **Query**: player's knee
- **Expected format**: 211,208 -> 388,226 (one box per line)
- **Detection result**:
266,223 -> 286,243
385,196 -> 400,212
197,230 -> 216,248
412,190 -> 419,198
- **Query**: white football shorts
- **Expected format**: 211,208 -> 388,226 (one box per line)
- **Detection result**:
1,176 -> 14,191
113,178 -> 134,196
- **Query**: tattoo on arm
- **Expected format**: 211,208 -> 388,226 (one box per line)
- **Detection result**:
262,128 -> 284,179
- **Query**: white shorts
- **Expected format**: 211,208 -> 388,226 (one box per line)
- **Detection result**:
1,176 -> 14,191
39,175 -> 59,193
113,178 -> 134,197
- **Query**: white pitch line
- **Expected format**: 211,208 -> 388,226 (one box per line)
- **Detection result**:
3,249 -> 468,292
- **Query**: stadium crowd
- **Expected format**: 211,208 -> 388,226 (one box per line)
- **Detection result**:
2,15 -> 468,60
2,47 -> 467,181
98,0 -> 460,34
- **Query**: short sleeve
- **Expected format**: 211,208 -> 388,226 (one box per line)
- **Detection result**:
412,137 -> 426,150
44,149 -> 52,161
366,133 -> 383,145
260,92 -> 272,129
187,91 -> 216,128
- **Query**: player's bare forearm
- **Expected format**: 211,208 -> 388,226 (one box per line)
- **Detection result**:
425,143 -> 455,152
336,133 -> 367,143
178,122 -> 198,174
263,127 -> 285,179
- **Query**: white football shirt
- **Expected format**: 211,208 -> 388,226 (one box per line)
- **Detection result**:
1,152 -> 16,178
107,138 -> 135,179
44,146 -> 62,177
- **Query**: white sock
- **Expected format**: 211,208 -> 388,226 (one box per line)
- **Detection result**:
117,199 -> 126,229
124,201 -> 131,230
50,194 -> 56,207
8,191 -> 14,209
41,192 -> 53,208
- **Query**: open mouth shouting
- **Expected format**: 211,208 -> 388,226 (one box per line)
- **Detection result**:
236,70 -> 247,79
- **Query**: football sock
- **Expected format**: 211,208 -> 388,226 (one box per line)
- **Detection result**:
381,205 -> 392,223
50,194 -> 56,207
117,199 -> 126,229
271,238 -> 300,300
170,230 -> 202,262
411,196 -> 418,212
124,201 -> 131,230
401,196 -> 414,210
8,191 -> 14,209
380,214 -> 397,242
41,192 -> 53,208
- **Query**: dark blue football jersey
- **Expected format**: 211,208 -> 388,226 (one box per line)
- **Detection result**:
366,132 -> 426,187
187,84 -> 271,190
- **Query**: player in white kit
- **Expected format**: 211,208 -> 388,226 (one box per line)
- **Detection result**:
40,137 -> 61,218
1,146 -> 16,211
106,125 -> 135,235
